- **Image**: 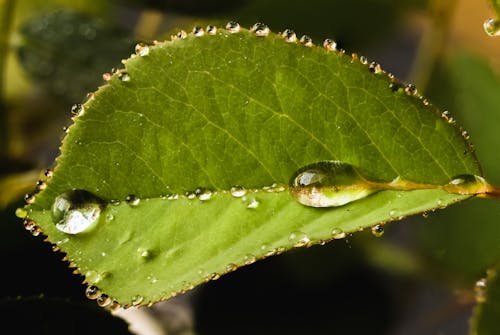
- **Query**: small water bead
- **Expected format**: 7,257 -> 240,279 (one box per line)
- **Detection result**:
44,169 -> 53,177
71,103 -> 84,117
250,23 -> 269,36
131,295 -> 144,306
192,26 -> 204,36
52,190 -> 104,234
24,193 -> 35,204
371,224 -> 384,237
167,194 -> 179,200
368,62 -> 382,74
198,189 -> 212,201
102,73 -> 111,81
331,228 -> 346,239
281,29 -> 297,43
85,285 -> 101,300
461,130 -> 470,140
186,192 -> 196,200
23,219 -> 35,231
323,39 -> 337,51
36,180 -> 47,191
97,294 -> 111,307
226,21 -> 240,33
226,263 -> 237,272
105,213 -> 114,222
475,277 -> 488,303
125,194 -> 140,206
137,247 -> 151,259
176,30 -> 187,39
246,198 -> 259,209
289,231 -> 310,247
389,82 -> 403,93
210,273 -> 221,281
484,18 -> 500,36
230,186 -> 247,198
404,83 -> 417,96
299,35 -> 313,47
85,270 -> 105,284
119,72 -> 130,82
206,25 -> 217,35
244,254 -> 256,265
359,56 -> 368,65
289,161 -> 379,207
135,43 -> 150,56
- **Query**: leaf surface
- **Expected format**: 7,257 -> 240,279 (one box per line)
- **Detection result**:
25,26 -> 480,306
470,263 -> 500,335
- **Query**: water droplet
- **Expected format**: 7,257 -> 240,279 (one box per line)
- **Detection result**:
71,104 -> 84,117
102,73 -> 111,81
244,254 -> 256,265
230,186 -> 247,198
323,39 -> 337,51
210,273 -> 220,280
15,207 -> 27,219
461,130 -> 470,140
475,277 -> 488,302
135,43 -> 150,56
371,224 -> 384,237
289,231 -> 310,247
404,83 -> 417,96
299,35 -> 313,47
359,56 -> 368,64
23,219 -> 36,233
132,295 -> 144,306
36,180 -> 47,191
24,193 -> 35,204
289,161 -> 379,207
197,189 -> 212,201
226,263 -> 237,272
192,26 -> 204,36
443,174 -> 488,195
137,247 -> 151,259
105,213 -> 114,222
484,18 -> 500,36
85,285 -> 100,300
226,21 -> 240,33
369,62 -> 382,74
176,30 -> 187,39
167,194 -> 179,200
85,270 -> 105,284
52,190 -> 103,234
206,25 -> 217,35
125,194 -> 140,206
119,72 -> 130,82
44,169 -> 53,177
250,22 -> 269,36
281,29 -> 297,42
246,198 -> 259,209
389,82 -> 403,93
331,228 -> 346,239
97,294 -> 111,307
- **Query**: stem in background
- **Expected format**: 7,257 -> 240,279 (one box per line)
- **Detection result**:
408,0 -> 457,94
0,0 -> 15,160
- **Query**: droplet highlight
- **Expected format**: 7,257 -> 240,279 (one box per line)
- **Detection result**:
52,190 -> 104,234
484,18 -> 500,36
250,23 -> 269,37
226,21 -> 240,33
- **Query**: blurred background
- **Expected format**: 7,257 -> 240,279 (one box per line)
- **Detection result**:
1,0 -> 500,334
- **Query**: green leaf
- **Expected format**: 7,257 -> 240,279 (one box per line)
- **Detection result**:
24,25 -> 481,306
470,263 -> 500,335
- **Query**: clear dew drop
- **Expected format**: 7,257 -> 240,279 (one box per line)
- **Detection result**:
105,213 -> 114,222
359,56 -> 368,65
125,194 -> 140,207
404,83 -> 417,96
230,186 -> 247,198
484,18 -> 500,36
97,294 -> 111,307
369,62 -> 382,74
137,247 -> 152,259
289,161 -> 379,207
44,169 -> 53,177
475,277 -> 488,303
135,43 -> 150,56
246,198 -> 259,209
331,228 -> 346,239
119,72 -> 130,82
226,21 -> 240,33
131,295 -> 144,306
299,35 -> 313,47
226,263 -> 237,272
443,174 -> 488,195
192,26 -> 204,36
15,207 -> 27,219
206,25 -> 217,35
281,29 -> 297,42
250,22 -> 269,36
36,180 -> 47,191
71,103 -> 84,117
176,30 -> 187,39
85,285 -> 100,300
289,231 -> 310,247
323,38 -> 337,51
52,190 -> 103,235
197,188 -> 212,201
371,224 -> 384,237
24,193 -> 35,204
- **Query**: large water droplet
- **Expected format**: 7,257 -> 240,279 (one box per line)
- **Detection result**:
371,224 -> 384,237
85,285 -> 100,300
443,174 -> 488,195
52,190 -> 104,234
281,29 -> 297,43
484,18 -> 500,36
289,161 -> 379,207
226,21 -> 240,33
230,186 -> 247,198
250,22 -> 269,36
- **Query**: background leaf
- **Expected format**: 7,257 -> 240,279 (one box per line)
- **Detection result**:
470,263 -> 500,335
